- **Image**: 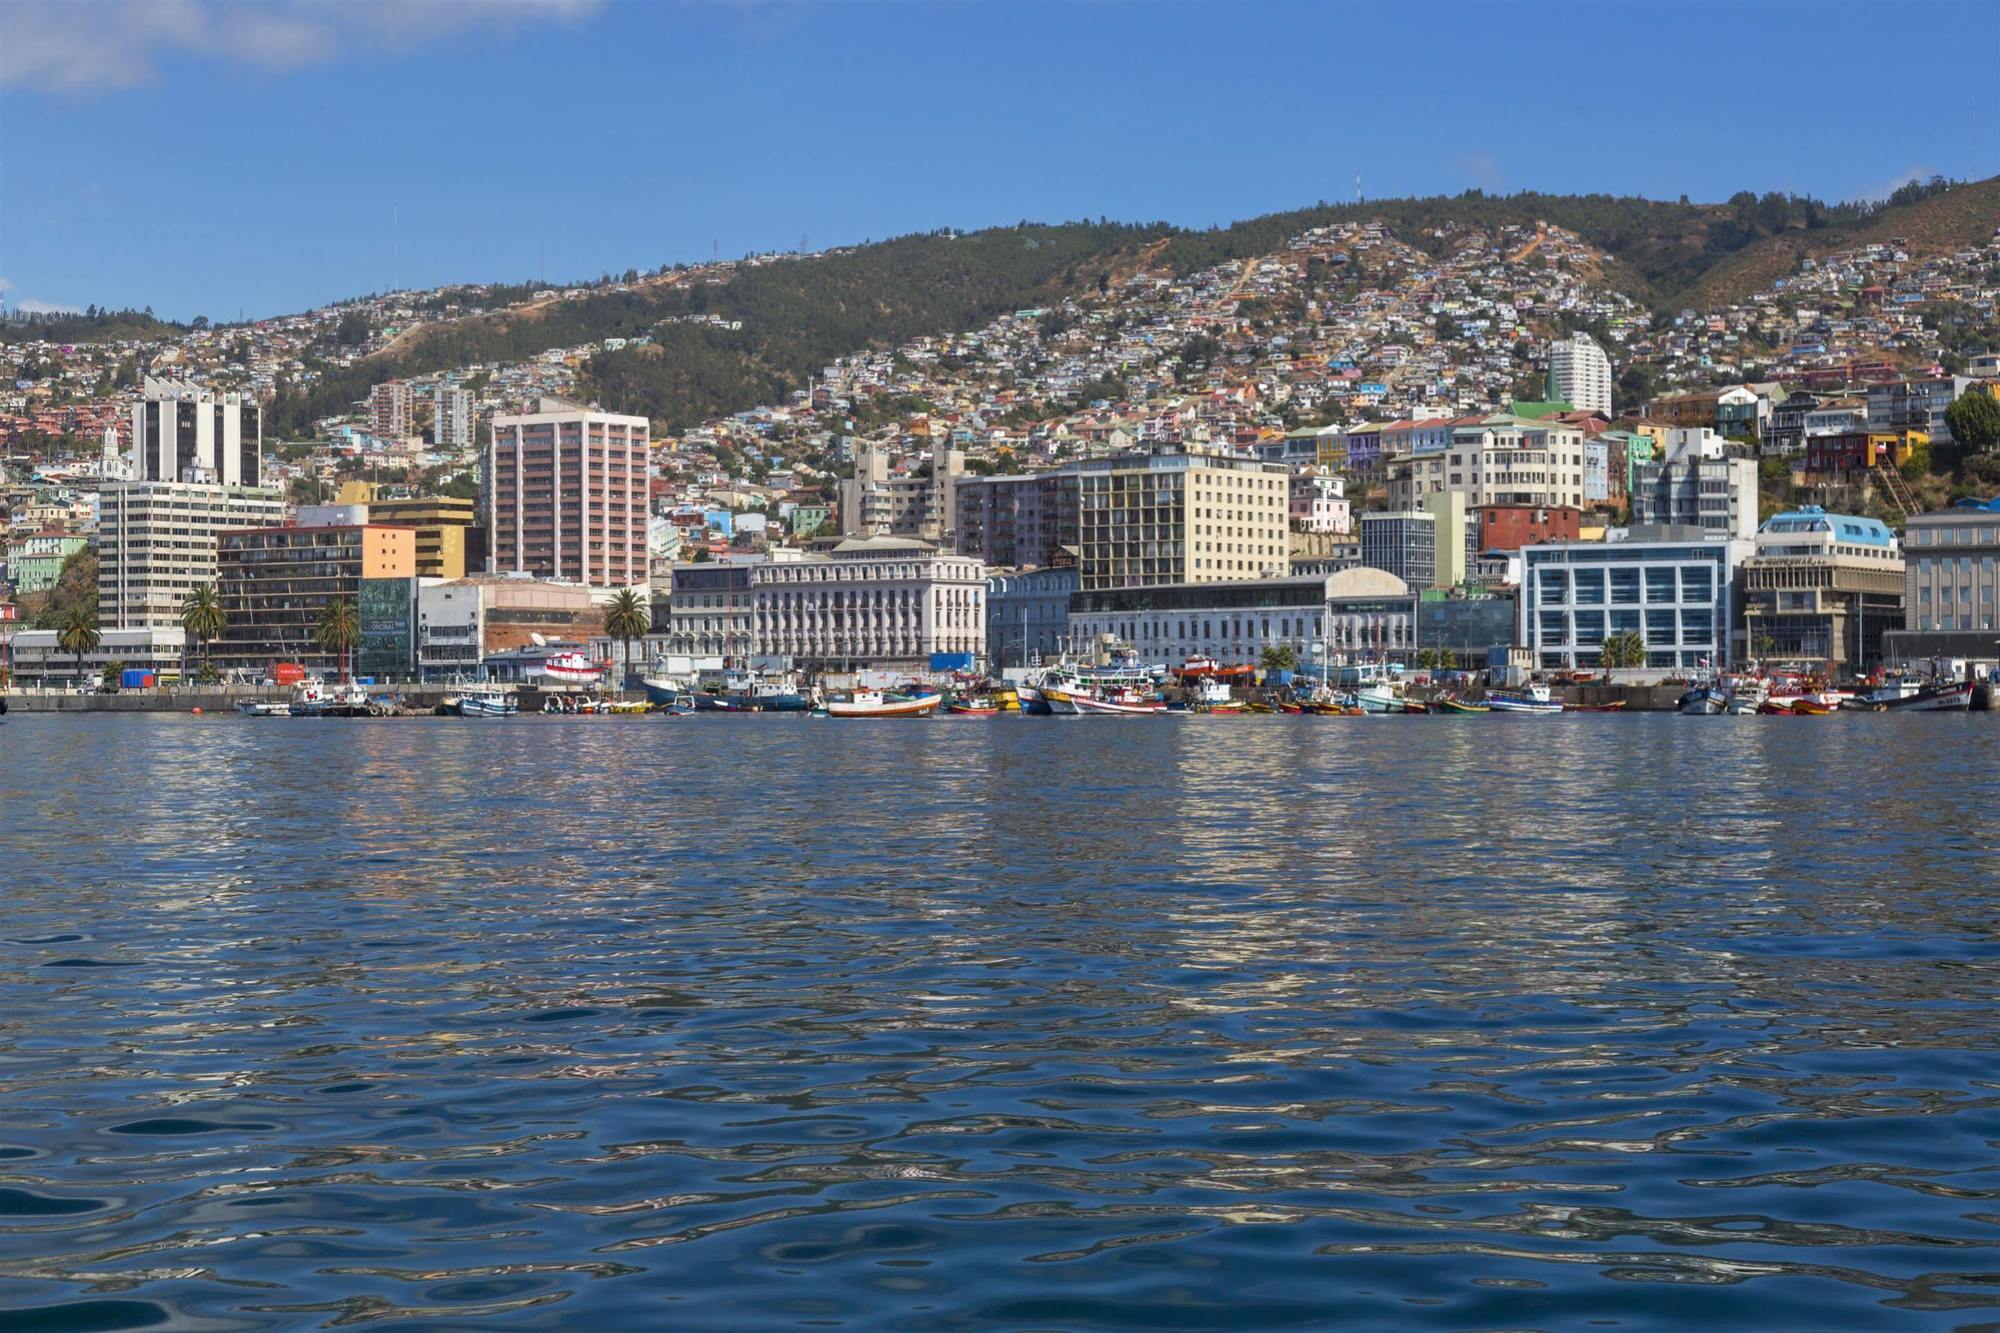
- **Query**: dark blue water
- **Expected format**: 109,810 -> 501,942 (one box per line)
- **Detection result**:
2,712 -> 1997,1330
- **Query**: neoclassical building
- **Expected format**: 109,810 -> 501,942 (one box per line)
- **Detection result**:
751,537 -> 988,668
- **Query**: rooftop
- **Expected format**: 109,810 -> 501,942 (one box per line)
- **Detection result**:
1759,505 -> 1896,546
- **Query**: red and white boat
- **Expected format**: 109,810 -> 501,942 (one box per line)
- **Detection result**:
540,650 -> 602,686
1046,686 -> 1166,716
825,689 -> 941,719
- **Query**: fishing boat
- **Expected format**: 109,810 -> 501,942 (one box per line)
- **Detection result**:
1045,685 -> 1165,716
1486,683 -> 1563,715
540,650 -> 601,687
1677,682 -> 1729,715
945,697 -> 1003,717
1438,696 -> 1489,714
642,674 -> 694,707
1353,682 -> 1405,714
458,687 -> 518,717
291,679 -> 372,718
1877,680 -> 1974,711
1567,700 -> 1628,713
825,689 -> 941,718
237,699 -> 291,717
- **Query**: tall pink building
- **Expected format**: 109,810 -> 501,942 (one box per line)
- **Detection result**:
486,399 -> 650,588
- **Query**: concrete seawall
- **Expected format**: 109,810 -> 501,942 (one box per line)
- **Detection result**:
2,686 -> 461,714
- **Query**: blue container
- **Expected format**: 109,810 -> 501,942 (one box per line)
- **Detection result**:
928,652 -> 975,672
121,669 -> 154,689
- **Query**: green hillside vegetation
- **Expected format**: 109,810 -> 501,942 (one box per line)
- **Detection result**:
269,221 -> 1165,434
0,306 -> 187,345
1159,175 -> 1979,308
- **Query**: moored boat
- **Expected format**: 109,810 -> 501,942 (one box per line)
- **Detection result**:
826,689 -> 941,718
237,699 -> 291,717
1438,696 -> 1489,714
1486,684 -> 1562,715
458,687 -> 518,717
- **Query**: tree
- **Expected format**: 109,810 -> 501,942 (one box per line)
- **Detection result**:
56,606 -> 100,688
1598,630 -> 1646,681
604,588 -> 651,693
1259,643 -> 1298,673
315,599 -> 360,681
1945,391 -> 2000,457
1752,633 -> 1778,666
179,583 -> 226,678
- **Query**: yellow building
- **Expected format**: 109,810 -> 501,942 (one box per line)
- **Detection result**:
368,495 -> 479,579
1076,448 -> 1290,592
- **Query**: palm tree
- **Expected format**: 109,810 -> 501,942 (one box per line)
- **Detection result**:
1259,642 -> 1298,673
315,599 -> 360,682
604,588 -> 651,695
180,583 -> 226,680
57,606 -> 100,689
1599,630 -> 1646,683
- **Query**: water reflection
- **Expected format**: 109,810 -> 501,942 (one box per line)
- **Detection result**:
0,713 -> 1996,1329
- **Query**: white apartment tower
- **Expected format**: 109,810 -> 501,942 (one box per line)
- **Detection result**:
129,377 -> 263,486
433,386 -> 474,450
98,481 -> 287,629
1549,333 -> 1614,415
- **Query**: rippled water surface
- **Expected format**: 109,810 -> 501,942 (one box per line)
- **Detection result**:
2,712 -> 1999,1330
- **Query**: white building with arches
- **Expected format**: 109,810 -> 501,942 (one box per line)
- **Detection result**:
751,536 -> 988,669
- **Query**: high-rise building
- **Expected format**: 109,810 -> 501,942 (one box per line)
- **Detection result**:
841,445 -> 964,542
486,399 -> 651,589
370,381 -> 414,442
1075,447 -> 1290,593
98,481 -> 286,630
130,377 -> 263,486
954,469 -> 1080,568
1549,334 -> 1613,415
433,386 -> 474,450
1359,511 -> 1436,589
212,524 -> 416,673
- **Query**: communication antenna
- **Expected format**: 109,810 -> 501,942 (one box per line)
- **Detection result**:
1356,174 -> 1363,205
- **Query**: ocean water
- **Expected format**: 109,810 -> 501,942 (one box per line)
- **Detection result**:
1,712 -> 1997,1330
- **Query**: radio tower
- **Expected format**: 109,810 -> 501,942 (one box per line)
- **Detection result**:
1356,174 -> 1363,205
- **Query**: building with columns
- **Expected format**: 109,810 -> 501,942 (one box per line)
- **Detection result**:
486,399 -> 650,589
751,536 -> 987,669
129,377 -> 263,486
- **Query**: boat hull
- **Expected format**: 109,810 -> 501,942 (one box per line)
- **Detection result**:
827,693 -> 941,719
1881,683 -> 1973,711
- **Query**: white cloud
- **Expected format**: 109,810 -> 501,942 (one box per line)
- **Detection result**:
1857,164 -> 1938,204
15,297 -> 81,314
0,0 -> 604,93
1456,151 -> 1505,192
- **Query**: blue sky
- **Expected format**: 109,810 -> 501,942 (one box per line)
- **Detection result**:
2,0 -> 1994,322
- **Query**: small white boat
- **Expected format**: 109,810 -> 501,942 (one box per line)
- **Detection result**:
825,689 -> 941,718
237,699 -> 291,717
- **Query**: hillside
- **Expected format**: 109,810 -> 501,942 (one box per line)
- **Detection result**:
239,175 -> 1999,436
1685,175 -> 2000,309
267,220 -> 1166,434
